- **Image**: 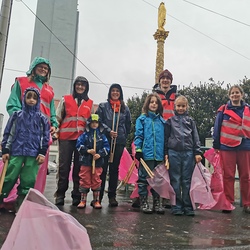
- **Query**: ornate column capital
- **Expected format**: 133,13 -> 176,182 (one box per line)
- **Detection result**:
153,29 -> 169,42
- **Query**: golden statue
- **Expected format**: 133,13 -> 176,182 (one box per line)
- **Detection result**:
158,2 -> 166,31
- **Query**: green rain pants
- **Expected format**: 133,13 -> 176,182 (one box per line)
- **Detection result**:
0,156 -> 39,201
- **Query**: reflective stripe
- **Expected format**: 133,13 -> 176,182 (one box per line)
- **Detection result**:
163,110 -> 174,114
62,117 -> 77,123
222,121 -> 241,130
221,132 -> 241,141
41,100 -> 50,109
60,128 -> 78,132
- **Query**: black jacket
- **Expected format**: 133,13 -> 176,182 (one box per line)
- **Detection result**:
96,101 -> 131,146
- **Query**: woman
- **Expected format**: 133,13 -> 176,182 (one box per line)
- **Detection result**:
6,57 -> 57,132
96,83 -> 131,206
54,76 -> 93,206
213,85 -> 250,214
7,56 -> 57,191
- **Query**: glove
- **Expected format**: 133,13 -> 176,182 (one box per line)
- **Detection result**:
135,152 -> 143,161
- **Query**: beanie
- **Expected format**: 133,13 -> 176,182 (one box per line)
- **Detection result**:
158,69 -> 173,83
90,114 -> 99,122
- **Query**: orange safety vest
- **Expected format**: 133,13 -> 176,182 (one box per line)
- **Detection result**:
219,104 -> 250,147
58,95 -> 93,140
157,92 -> 176,120
18,77 -> 54,122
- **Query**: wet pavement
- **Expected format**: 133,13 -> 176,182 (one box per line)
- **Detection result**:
1,173 -> 250,250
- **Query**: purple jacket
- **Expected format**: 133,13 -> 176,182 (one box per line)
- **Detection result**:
1,87 -> 50,157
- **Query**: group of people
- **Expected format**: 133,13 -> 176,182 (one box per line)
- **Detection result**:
1,57 -> 250,216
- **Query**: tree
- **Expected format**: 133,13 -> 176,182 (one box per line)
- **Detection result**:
126,91 -> 148,152
179,79 -> 228,144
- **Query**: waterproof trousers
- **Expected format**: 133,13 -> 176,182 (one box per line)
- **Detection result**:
0,156 -> 39,201
220,150 -> 250,207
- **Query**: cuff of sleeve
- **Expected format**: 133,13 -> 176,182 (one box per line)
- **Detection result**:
2,148 -> 9,155
39,148 -> 47,156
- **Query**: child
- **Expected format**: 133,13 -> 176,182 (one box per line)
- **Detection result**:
134,93 -> 166,214
76,114 -> 110,209
0,87 -> 50,209
165,95 -> 202,216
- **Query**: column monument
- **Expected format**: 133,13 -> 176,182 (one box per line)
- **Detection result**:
153,2 -> 169,84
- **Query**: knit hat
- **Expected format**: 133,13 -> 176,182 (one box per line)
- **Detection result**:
90,114 -> 99,122
158,69 -> 173,83
108,83 -> 124,101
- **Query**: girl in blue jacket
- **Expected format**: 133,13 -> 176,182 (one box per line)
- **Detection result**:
1,87 -> 50,210
134,93 -> 166,214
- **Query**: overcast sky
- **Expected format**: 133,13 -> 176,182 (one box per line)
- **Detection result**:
0,0 -> 249,129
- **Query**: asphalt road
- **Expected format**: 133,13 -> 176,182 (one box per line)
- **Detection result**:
1,172 -> 250,250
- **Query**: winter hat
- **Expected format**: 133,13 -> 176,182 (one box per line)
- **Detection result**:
158,69 -> 173,83
90,114 -> 99,122
72,76 -> 89,103
108,83 -> 124,101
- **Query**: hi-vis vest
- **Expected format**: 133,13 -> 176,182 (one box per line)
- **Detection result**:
158,92 -> 176,120
58,95 -> 93,140
18,77 -> 54,122
219,104 -> 250,147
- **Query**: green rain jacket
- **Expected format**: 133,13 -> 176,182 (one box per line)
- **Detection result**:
6,57 -> 57,128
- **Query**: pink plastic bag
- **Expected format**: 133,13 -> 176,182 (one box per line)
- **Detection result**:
0,161 -> 18,205
118,148 -> 138,184
199,148 -> 235,211
146,163 -> 176,205
190,163 -> 216,209
1,188 -> 92,250
130,183 -> 151,199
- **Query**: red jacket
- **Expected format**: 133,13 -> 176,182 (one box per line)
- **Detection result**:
18,77 -> 54,122
58,95 -> 93,140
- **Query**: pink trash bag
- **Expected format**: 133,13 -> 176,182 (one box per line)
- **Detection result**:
118,148 -> 138,184
146,163 -> 176,205
190,163 -> 216,210
0,161 -> 18,210
199,148 -> 235,211
1,188 -> 92,250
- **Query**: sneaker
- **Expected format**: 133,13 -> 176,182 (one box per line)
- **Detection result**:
109,197 -> 118,207
55,197 -> 64,206
243,206 -> 250,214
184,210 -> 195,216
172,210 -> 183,216
222,210 -> 232,214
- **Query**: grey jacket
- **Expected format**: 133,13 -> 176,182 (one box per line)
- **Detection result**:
164,111 -> 202,155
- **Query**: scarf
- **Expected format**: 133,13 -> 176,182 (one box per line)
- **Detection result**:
109,99 -> 121,113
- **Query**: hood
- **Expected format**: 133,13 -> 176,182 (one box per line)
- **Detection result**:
26,57 -> 51,82
22,87 -> 41,113
108,83 -> 124,101
72,76 -> 89,101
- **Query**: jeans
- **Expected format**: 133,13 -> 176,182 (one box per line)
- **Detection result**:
168,149 -> 195,212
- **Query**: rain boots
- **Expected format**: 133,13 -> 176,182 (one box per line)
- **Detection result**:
153,195 -> 165,214
77,193 -> 87,209
91,191 -> 102,209
140,196 -> 153,214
